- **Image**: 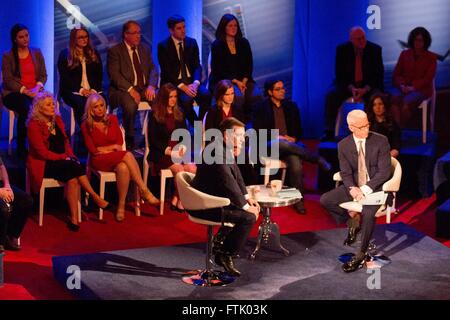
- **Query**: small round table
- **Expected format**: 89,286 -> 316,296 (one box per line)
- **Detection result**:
246,185 -> 302,259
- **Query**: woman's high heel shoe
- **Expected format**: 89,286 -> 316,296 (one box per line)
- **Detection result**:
140,188 -> 160,206
67,221 -> 80,232
115,208 -> 125,222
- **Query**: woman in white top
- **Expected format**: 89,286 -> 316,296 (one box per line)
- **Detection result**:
57,26 -> 104,126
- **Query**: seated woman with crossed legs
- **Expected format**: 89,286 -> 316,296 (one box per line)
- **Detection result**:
81,93 -> 160,221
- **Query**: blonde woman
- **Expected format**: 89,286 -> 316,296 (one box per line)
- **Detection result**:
81,93 -> 160,221
27,92 -> 109,231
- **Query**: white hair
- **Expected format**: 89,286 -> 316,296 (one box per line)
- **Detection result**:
347,109 -> 367,126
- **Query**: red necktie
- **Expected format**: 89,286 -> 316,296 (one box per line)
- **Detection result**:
354,50 -> 363,84
131,46 -> 144,89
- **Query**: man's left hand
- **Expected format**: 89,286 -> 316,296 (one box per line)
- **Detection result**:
247,198 -> 260,212
145,86 -> 156,101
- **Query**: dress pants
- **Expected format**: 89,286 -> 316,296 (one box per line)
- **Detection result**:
2,92 -> 33,154
178,84 -> 211,126
320,185 -> 381,253
189,206 -> 256,256
0,186 -> 33,246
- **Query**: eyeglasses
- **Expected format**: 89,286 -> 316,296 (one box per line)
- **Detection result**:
351,123 -> 370,130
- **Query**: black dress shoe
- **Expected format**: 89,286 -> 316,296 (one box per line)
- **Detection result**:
318,157 -> 332,172
342,254 -> 366,273
214,253 -> 241,277
5,236 -> 21,251
343,227 -> 360,246
293,200 -> 306,215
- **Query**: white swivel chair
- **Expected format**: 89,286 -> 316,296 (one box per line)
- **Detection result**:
175,171 -> 235,286
25,169 -> 81,227
142,114 -> 173,215
334,157 -> 402,224
417,79 -> 436,144
86,126 -> 141,220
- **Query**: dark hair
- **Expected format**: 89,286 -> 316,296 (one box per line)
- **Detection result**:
122,20 -> 140,39
365,92 -> 395,128
264,78 -> 283,97
152,83 -> 184,123
214,80 -> 234,108
10,23 -> 29,77
407,26 -> 432,50
215,14 -> 243,41
167,15 -> 185,29
219,117 -> 245,133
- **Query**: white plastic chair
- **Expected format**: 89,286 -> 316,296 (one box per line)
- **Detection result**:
142,115 -> 173,215
86,126 -> 141,220
334,157 -> 402,223
25,169 -> 81,227
417,79 -> 436,144
260,156 -> 287,186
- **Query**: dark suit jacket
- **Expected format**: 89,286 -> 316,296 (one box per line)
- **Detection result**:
208,38 -> 254,91
204,104 -> 246,131
57,48 -> 103,96
337,131 -> 391,192
107,42 -> 158,95
252,98 -> 302,142
192,142 -> 248,209
147,111 -> 187,163
335,41 -> 384,93
1,47 -> 47,97
158,36 -> 202,86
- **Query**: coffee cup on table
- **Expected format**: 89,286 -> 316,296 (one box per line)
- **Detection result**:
269,180 -> 282,196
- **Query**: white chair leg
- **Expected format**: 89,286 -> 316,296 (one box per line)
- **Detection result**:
160,174 -> 166,215
135,185 -> 141,217
8,111 -> 14,156
143,161 -> 149,188
386,206 -> 391,224
77,200 -> 82,223
70,108 -> 76,146
39,186 -> 45,227
99,177 -> 105,220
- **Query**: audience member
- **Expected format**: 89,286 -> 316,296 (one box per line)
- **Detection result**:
391,27 -> 437,128
58,26 -> 103,126
322,26 -> 384,141
253,79 -> 331,214
366,93 -> 401,158
2,24 -> 47,158
158,15 -> 211,126
0,156 -> 33,252
208,14 -> 262,122
27,92 -> 109,231
147,83 -> 196,212
81,93 -> 160,222
108,20 -> 158,149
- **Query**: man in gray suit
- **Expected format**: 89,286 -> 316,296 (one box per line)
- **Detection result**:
320,110 -> 391,272
108,20 -> 158,149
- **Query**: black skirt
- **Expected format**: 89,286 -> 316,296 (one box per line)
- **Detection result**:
44,159 -> 85,182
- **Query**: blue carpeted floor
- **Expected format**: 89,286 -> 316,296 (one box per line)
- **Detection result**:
52,223 -> 450,300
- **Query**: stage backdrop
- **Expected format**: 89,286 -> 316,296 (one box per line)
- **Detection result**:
53,0 -> 153,95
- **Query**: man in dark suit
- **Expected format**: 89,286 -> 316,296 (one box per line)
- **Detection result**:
320,110 -> 391,272
253,79 -> 331,214
191,117 -> 259,276
158,15 -> 211,126
108,20 -> 158,149
322,26 -> 384,141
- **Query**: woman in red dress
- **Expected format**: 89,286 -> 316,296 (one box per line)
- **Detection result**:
81,93 -> 159,221
148,83 -> 196,211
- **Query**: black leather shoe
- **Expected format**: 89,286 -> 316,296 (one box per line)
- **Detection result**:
318,157 -> 332,172
293,200 -> 306,215
214,253 -> 241,277
67,222 -> 80,232
343,227 -> 360,246
342,254 -> 366,273
5,236 -> 21,251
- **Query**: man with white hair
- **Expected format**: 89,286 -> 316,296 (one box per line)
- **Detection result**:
321,26 -> 384,141
320,110 -> 391,272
